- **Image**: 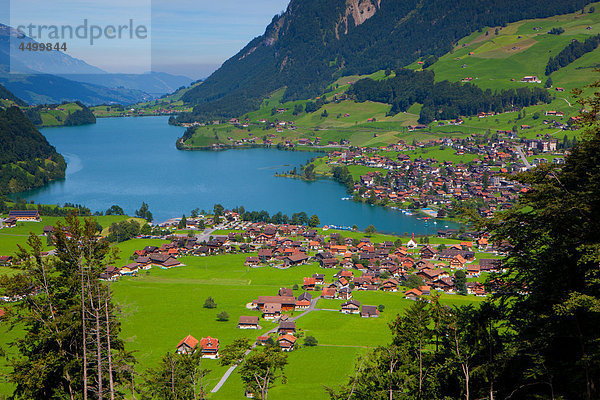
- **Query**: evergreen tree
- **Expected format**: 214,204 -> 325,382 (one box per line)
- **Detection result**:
139,351 -> 209,400
454,270 -> 468,295
4,214 -> 134,399
178,214 -> 187,229
135,202 -> 153,222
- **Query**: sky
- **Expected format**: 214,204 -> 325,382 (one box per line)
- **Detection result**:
1,0 -> 290,79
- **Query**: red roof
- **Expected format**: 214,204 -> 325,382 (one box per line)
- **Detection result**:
303,277 -> 316,285
177,334 -> 199,349
278,334 -> 297,345
200,336 -> 219,350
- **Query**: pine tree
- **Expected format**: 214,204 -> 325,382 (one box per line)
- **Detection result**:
5,214 -> 134,399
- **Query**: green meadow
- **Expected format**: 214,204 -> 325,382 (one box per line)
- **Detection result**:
107,242 -> 486,399
0,215 -> 146,256
35,102 -> 86,126
0,213 -> 488,399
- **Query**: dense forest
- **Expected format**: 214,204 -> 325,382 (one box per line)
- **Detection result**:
348,69 -> 552,123
0,106 -> 66,194
176,0 -> 591,123
546,34 -> 600,75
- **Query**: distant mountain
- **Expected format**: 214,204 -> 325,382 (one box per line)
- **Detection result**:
60,72 -> 193,97
0,24 -> 106,75
179,0 -> 594,122
0,24 -> 192,104
0,73 -> 152,105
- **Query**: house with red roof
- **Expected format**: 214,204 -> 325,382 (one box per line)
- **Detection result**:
321,287 -> 336,299
176,335 -> 199,354
277,334 -> 297,351
199,336 -> 220,358
302,277 -> 316,290
405,289 -> 423,300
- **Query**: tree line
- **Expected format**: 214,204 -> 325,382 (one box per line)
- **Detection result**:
545,34 -> 600,75
349,69 -> 552,124
228,205 -> 320,227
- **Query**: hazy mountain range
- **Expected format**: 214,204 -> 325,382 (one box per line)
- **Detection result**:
0,24 -> 193,105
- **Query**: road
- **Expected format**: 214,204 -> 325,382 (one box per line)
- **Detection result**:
210,296 -> 321,393
514,146 -> 532,170
195,226 -> 221,242
561,97 -> 573,107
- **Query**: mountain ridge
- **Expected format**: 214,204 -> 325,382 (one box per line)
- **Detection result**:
178,0 -> 594,122
0,24 -> 193,104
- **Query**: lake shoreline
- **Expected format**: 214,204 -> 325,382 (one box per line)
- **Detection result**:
13,116 -> 460,234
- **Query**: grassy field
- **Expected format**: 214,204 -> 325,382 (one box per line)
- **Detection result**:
0,222 -> 490,399
429,4 -> 600,92
33,102 -> 86,127
0,215 -> 146,256
109,248 -> 486,399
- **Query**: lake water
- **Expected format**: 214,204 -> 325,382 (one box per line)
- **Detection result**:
15,116 -> 458,234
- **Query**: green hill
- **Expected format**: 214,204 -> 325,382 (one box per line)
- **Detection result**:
427,4 -> 600,92
23,102 -> 96,127
180,4 -> 600,150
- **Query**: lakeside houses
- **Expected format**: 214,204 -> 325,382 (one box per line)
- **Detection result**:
319,131 -> 571,217
110,213 -> 499,301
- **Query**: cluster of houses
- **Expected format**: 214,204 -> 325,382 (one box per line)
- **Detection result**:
175,334 -> 220,358
299,236 -> 496,299
322,127 -> 572,217
241,288 -> 307,351
100,243 -> 186,280
325,140 -> 533,217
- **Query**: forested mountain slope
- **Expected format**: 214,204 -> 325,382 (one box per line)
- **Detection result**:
0,105 -> 66,194
179,0 -> 593,122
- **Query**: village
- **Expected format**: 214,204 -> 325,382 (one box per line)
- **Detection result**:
53,208 -> 502,360
317,127 -> 572,218
0,206 -> 503,361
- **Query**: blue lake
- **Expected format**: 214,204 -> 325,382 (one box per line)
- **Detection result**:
16,116 -> 458,234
